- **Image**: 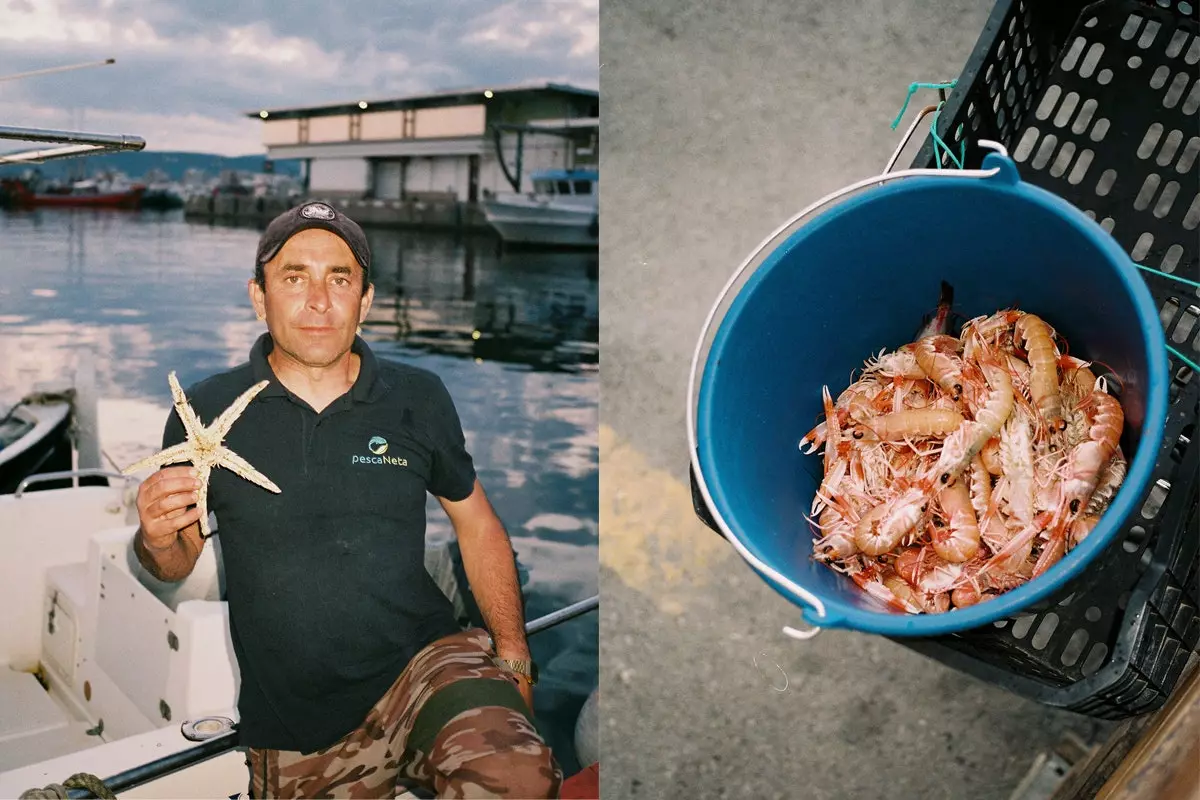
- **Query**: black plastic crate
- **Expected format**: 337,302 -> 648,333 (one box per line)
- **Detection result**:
893,0 -> 1200,719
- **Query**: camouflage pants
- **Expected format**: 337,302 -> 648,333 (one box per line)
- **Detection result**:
245,628 -> 561,798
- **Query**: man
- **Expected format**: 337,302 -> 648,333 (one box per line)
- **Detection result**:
133,201 -> 560,798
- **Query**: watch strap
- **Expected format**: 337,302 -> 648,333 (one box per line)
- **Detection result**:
498,657 -> 538,685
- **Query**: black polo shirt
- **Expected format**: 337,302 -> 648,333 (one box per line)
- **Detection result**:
159,333 -> 475,753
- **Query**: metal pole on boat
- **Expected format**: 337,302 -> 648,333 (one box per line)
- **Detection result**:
0,144 -> 111,165
0,59 -> 145,167
0,126 -> 146,166
60,732 -> 238,799
526,594 -> 599,636
58,595 -> 600,798
0,60 -> 146,165
0,57 -> 116,83
0,125 -> 146,150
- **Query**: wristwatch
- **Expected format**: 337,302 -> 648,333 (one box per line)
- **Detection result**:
499,658 -> 539,686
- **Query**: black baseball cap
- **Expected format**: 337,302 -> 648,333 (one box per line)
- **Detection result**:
255,200 -> 372,280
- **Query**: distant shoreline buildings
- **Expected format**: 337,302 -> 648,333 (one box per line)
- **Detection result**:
0,82 -> 599,233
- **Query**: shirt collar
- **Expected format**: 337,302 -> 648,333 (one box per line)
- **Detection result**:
249,332 -> 389,404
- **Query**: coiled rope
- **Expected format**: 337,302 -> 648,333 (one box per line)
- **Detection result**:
19,771 -> 116,799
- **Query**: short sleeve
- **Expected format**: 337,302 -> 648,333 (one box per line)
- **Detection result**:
426,377 -> 476,501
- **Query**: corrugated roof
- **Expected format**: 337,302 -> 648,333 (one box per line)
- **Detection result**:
245,81 -> 598,120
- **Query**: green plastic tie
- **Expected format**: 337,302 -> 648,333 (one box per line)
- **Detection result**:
929,103 -> 966,170
1167,344 -> 1199,373
890,80 -> 957,130
1128,265 -> 1200,371
891,80 -> 964,170
1133,262 -> 1200,290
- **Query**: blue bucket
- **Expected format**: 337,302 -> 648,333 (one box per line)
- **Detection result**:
693,153 -> 1170,637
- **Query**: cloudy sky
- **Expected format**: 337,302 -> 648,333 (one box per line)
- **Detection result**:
1,0 -> 598,156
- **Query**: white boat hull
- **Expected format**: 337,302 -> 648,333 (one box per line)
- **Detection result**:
482,199 -> 598,247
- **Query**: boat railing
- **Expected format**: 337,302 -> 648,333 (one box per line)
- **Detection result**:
32,593 -> 600,799
13,468 -> 133,497
525,594 -> 598,635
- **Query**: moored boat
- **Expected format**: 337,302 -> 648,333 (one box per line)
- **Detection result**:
482,169 -> 598,248
5,178 -> 146,209
0,393 -> 74,495
138,184 -> 186,210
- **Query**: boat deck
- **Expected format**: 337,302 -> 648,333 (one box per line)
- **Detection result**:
0,668 -> 101,772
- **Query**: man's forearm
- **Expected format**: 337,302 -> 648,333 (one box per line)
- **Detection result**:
458,522 -> 529,656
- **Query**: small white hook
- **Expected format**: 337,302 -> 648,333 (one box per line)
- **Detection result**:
782,623 -> 822,641
976,139 -> 1010,158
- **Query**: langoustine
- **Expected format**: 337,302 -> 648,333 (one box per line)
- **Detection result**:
801,290 -> 1128,614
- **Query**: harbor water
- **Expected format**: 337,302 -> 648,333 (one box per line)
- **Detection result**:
0,208 -> 598,774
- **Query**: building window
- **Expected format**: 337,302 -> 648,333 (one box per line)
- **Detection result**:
557,180 -> 571,194
573,180 -> 592,194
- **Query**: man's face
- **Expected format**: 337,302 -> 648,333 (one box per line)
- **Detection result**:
248,228 -> 374,369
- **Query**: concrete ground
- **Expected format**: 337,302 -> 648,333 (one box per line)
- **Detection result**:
599,2 -> 1115,798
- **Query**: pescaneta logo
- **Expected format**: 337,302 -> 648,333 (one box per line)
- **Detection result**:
353,435 -> 407,467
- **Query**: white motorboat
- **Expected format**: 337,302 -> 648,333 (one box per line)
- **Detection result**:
482,169 -> 599,248
0,479 -> 249,798
0,393 -> 74,495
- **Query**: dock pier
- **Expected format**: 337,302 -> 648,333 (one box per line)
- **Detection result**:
183,194 -> 492,232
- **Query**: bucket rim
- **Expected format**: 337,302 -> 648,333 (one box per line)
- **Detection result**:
694,165 -> 1171,636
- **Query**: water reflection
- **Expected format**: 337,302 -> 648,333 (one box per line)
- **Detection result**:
0,210 -> 598,399
363,231 -> 598,371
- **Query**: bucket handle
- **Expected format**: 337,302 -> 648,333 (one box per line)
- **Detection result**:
686,141 -> 1010,639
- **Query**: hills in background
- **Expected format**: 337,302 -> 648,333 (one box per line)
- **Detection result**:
0,151 -> 303,182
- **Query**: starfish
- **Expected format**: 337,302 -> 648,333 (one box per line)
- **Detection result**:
123,371 -> 281,537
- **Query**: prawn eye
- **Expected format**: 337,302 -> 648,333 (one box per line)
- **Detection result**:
920,503 -> 928,513
939,473 -> 950,484
1069,499 -> 1081,514
852,429 -> 864,440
